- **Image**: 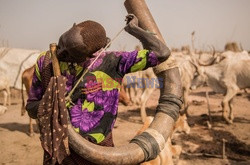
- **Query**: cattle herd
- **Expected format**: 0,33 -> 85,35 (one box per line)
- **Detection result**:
119,42 -> 250,164
0,42 -> 249,164
123,42 -> 250,124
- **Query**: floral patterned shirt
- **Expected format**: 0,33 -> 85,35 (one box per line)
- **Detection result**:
28,49 -> 159,143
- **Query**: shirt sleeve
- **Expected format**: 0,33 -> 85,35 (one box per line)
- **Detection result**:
27,52 -> 46,103
117,49 -> 159,75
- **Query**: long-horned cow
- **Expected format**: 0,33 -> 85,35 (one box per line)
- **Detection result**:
192,51 -> 250,123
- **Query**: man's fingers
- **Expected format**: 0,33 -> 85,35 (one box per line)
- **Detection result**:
125,14 -> 135,24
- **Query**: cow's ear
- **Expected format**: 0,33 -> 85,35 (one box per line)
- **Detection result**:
72,23 -> 76,27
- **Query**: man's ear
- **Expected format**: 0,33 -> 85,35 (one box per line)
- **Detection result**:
105,37 -> 111,48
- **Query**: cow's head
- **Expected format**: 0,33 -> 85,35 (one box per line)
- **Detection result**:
186,56 -> 206,90
191,65 -> 207,90
190,50 -> 217,90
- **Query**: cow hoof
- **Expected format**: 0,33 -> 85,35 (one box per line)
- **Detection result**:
29,132 -> 35,137
224,118 -> 233,124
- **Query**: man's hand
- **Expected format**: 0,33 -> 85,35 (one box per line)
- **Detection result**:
125,14 -> 138,26
124,14 -> 170,63
125,14 -> 139,33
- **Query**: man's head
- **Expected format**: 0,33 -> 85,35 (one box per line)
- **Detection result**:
57,20 -> 107,62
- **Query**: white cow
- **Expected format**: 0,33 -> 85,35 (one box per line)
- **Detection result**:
0,73 -> 11,106
215,50 -> 250,63
192,51 -> 250,123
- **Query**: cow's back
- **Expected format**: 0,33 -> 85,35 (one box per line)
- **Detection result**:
227,59 -> 250,89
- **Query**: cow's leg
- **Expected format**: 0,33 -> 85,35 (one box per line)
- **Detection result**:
128,85 -> 136,105
173,114 -> 190,135
140,88 -> 154,122
170,144 -> 182,160
229,98 -> 235,121
123,85 -> 131,106
164,139 -> 174,165
119,85 -> 130,106
124,85 -> 133,105
29,117 -> 34,136
134,86 -> 142,106
6,87 -> 11,106
222,88 -> 237,124
2,91 -> 8,106
183,88 -> 190,117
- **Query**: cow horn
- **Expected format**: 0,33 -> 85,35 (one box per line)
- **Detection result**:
210,45 -> 215,56
198,45 -> 217,66
198,57 -> 216,66
67,111 -> 175,164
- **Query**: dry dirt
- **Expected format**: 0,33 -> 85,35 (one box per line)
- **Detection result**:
0,87 -> 250,165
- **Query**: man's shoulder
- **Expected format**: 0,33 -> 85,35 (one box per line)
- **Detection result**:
38,51 -> 48,58
35,51 -> 51,72
36,51 -> 49,61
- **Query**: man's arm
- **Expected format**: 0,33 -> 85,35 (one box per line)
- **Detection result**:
26,53 -> 46,119
124,14 -> 171,63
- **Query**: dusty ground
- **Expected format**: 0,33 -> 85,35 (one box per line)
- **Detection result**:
0,87 -> 250,165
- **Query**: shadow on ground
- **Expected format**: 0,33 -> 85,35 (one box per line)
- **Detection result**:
187,114 -> 250,127
179,114 -> 250,164
117,106 -> 156,124
0,122 -> 39,136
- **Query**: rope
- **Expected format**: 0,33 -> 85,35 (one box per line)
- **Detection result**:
65,26 -> 126,103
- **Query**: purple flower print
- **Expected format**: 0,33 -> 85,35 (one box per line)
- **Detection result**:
148,52 -> 159,66
86,90 -> 104,106
103,90 -> 119,115
70,99 -> 104,132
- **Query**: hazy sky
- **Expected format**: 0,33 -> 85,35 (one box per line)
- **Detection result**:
0,0 -> 249,51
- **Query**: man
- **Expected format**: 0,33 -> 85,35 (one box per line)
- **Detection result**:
26,14 -> 171,164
